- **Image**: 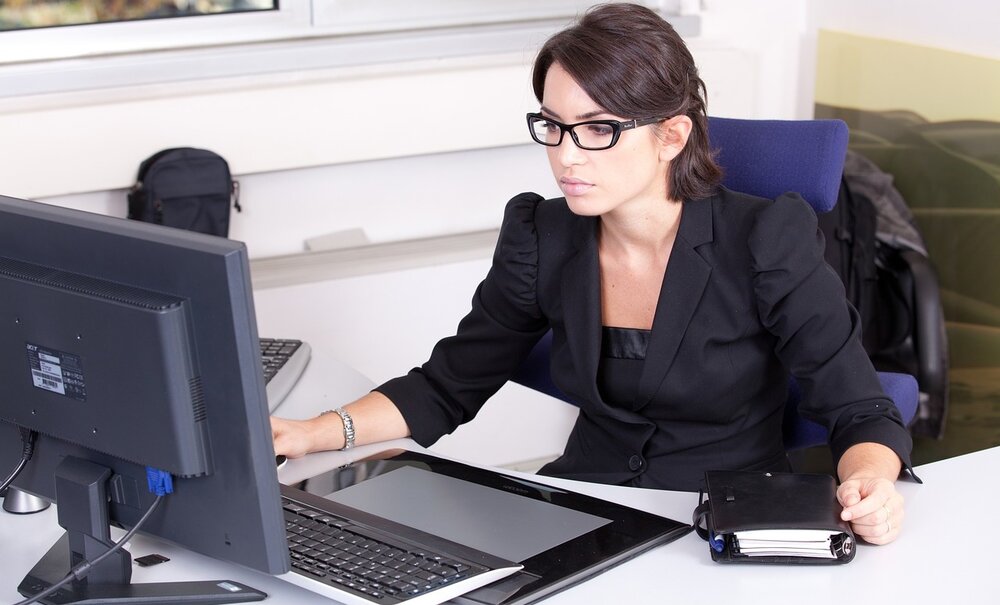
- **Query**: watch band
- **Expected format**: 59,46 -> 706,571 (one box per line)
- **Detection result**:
332,407 -> 355,450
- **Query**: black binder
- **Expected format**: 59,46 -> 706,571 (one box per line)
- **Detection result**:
693,470 -> 856,564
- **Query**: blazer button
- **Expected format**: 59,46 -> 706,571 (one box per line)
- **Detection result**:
628,455 -> 644,472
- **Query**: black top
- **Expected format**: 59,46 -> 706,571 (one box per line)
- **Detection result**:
597,327 -> 649,412
377,189 -> 913,491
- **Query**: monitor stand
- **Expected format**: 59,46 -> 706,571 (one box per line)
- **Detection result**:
3,486 -> 50,514
17,457 -> 266,605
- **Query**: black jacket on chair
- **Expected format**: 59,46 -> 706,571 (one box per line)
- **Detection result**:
377,189 -> 913,492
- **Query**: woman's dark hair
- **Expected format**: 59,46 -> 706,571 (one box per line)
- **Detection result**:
532,3 -> 722,201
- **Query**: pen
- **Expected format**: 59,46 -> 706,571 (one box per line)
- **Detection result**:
709,530 -> 726,553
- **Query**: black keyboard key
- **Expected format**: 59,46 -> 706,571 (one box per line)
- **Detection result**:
281,495 -> 492,603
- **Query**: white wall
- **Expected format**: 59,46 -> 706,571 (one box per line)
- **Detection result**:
802,0 -> 1000,126
810,0 -> 1000,60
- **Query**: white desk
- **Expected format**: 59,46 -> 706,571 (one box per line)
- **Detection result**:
2,351 -> 993,604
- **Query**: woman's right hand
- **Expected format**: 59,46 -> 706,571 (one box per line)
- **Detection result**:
271,415 -> 328,458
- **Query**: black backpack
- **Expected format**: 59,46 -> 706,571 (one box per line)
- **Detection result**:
127,147 -> 241,237
819,176 -> 911,356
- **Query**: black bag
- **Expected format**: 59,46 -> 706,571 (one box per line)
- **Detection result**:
127,147 -> 241,237
819,174 -> 911,356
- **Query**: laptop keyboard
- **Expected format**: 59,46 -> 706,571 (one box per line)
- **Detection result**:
283,497 -> 498,602
260,337 -> 311,411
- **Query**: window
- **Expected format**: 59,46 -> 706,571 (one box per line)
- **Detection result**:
0,0 -> 311,64
0,0 -> 276,32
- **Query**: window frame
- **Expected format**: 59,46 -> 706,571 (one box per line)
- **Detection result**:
0,1 -> 676,65
312,0 -> 669,34
0,1 -> 312,64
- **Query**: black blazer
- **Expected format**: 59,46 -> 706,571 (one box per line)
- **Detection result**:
378,189 -> 913,491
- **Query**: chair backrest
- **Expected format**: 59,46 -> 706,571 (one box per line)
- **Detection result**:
510,117 -> 916,450
707,116 -> 848,213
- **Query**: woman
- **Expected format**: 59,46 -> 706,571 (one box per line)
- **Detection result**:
272,3 -> 911,545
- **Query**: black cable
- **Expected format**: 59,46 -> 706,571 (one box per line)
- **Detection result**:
13,495 -> 164,605
0,428 -> 36,494
0,458 -> 28,495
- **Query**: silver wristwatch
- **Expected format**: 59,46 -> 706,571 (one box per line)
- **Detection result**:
332,407 -> 355,450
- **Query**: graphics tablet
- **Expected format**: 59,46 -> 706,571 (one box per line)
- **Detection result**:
282,447 -> 691,604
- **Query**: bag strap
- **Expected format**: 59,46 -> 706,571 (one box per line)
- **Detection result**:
693,491 -> 725,553
232,179 -> 242,212
693,490 -> 711,541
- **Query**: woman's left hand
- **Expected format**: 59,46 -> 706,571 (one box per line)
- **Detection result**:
836,476 -> 904,545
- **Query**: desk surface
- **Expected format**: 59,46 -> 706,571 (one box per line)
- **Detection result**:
1,352 -> 991,604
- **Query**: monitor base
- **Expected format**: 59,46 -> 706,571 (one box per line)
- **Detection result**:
19,532 -> 267,605
2,486 -> 50,515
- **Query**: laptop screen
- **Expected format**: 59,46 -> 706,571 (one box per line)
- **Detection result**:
323,465 -> 610,562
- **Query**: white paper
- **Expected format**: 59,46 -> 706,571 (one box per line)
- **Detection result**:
733,529 -> 841,558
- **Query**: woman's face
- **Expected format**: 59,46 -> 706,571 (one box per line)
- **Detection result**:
540,63 -> 673,217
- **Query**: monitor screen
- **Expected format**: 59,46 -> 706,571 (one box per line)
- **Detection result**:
0,195 -> 288,603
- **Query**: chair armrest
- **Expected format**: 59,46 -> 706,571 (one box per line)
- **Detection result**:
898,249 -> 949,437
784,371 -> 918,451
876,371 -> 919,426
897,250 -> 948,394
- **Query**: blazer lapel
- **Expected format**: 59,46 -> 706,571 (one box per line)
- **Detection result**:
560,217 -> 603,403
635,197 -> 715,408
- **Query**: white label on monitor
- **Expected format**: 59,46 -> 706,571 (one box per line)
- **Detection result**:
26,343 -> 87,401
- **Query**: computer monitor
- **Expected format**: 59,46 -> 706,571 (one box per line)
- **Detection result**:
0,195 -> 288,604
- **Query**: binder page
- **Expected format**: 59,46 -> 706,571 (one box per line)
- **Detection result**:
733,529 -> 841,558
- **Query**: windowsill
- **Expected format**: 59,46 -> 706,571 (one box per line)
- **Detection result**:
249,228 -> 500,291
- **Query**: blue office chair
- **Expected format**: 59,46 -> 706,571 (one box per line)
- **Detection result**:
510,116 -> 919,450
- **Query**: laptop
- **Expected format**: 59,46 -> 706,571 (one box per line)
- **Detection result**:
278,447 -> 691,605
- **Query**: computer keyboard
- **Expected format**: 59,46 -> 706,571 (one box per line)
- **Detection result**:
260,337 -> 311,412
280,495 -> 521,605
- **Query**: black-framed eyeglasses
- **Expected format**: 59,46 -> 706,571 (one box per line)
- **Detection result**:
526,112 -> 667,151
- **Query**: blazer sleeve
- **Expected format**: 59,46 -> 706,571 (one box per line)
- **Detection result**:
749,194 -> 914,472
375,192 -> 551,446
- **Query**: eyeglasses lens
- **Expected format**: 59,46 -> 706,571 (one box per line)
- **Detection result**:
573,123 -> 615,149
529,116 -> 616,150
530,117 -> 562,145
